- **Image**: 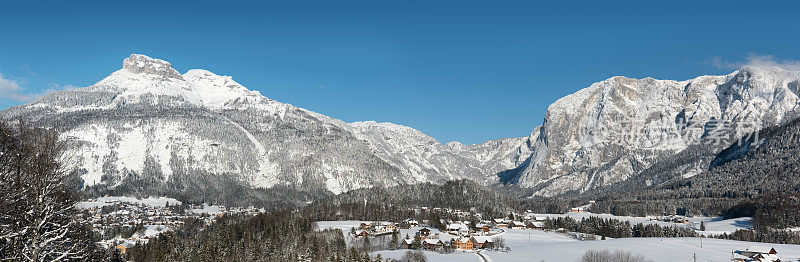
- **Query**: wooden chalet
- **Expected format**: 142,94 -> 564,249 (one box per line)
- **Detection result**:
471,236 -> 494,249
418,228 -> 431,237
422,239 -> 444,250
526,221 -> 544,229
734,247 -> 781,262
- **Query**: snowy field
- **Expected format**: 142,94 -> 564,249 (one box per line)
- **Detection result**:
317,220 -> 800,262
372,250 -> 482,262
374,228 -> 800,262
75,196 -> 182,209
314,220 -> 370,232
142,225 -> 170,238
481,229 -> 800,262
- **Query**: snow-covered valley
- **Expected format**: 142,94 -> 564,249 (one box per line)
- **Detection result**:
316,219 -> 795,262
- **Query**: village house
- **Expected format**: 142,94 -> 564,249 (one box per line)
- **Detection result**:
570,207 -> 585,213
373,222 -> 397,235
734,247 -> 781,262
359,222 -> 372,230
114,242 -> 134,254
450,237 -> 476,250
418,228 -> 431,237
471,236 -> 494,249
446,222 -> 470,236
475,222 -> 491,232
507,221 -> 526,229
353,230 -> 369,237
493,218 -> 510,227
404,218 -> 419,227
422,239 -> 444,250
526,221 -> 544,229
403,238 -> 414,249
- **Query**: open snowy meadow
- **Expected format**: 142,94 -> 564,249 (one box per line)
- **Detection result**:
316,218 -> 800,262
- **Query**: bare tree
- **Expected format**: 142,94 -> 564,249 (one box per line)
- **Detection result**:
581,249 -> 652,262
0,120 -> 93,261
492,236 -> 505,249
400,250 -> 427,262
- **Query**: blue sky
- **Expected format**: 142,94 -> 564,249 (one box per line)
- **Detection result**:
1,0 -> 799,144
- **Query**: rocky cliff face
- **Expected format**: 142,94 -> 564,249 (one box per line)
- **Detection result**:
509,66 -> 800,196
1,54 -> 529,197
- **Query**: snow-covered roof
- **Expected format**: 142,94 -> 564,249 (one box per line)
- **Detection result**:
472,236 -> 494,243
447,223 -> 468,230
759,253 -> 781,261
528,221 -> 544,227
423,239 -> 442,245
748,246 -> 777,254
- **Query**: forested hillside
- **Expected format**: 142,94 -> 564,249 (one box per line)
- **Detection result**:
125,212 -> 371,262
315,180 -> 518,216
590,118 -> 800,230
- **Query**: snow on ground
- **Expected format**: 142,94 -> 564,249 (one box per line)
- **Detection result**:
688,217 -> 753,235
318,220 -> 794,262
482,233 -> 800,262
496,227 -> 575,246
187,204 -> 222,215
372,250 -> 482,262
314,221 -> 370,232
75,196 -> 181,209
142,225 -> 170,238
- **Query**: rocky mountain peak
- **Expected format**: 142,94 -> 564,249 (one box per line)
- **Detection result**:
122,54 -> 182,79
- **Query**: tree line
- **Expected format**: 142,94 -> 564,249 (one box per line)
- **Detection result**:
543,216 -> 697,239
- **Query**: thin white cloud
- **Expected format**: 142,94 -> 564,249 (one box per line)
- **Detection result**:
708,53 -> 800,71
0,69 -> 34,102
0,68 -> 78,103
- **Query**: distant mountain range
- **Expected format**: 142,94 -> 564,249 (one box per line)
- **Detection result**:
3,54 -> 800,205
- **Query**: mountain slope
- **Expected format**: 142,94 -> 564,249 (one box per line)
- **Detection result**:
0,54 -> 531,203
348,121 -> 533,185
509,66 -> 800,196
586,116 -> 800,219
315,179 -> 518,214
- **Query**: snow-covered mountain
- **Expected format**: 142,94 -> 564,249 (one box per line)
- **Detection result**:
348,121 -> 532,185
0,54 -> 530,198
508,66 -> 800,196
5,54 -> 797,201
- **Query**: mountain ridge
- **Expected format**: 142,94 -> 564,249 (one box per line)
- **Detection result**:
0,54 -> 530,203
509,65 -> 800,197
4,53 -> 800,204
